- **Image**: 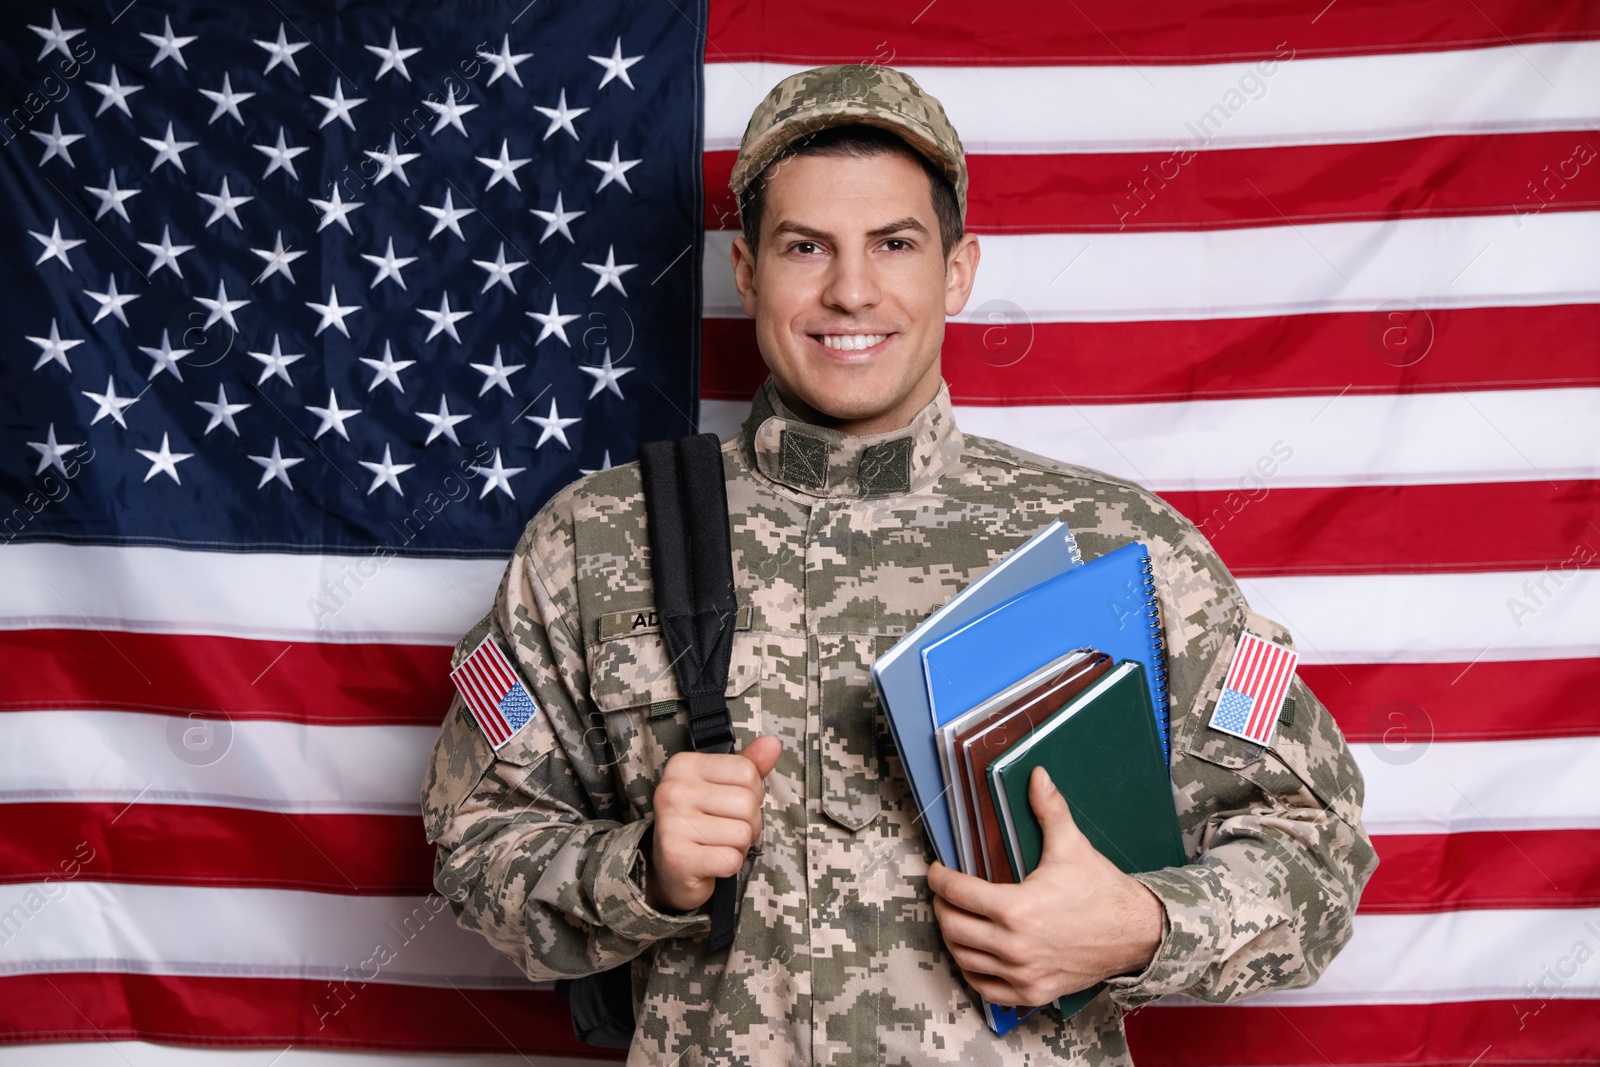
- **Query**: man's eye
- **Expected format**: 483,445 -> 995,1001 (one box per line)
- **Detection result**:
791,241 -> 820,255
883,238 -> 912,251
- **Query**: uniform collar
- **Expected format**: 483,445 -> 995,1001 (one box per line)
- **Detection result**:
740,378 -> 963,499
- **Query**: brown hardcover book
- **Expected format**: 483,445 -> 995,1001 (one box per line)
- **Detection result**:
954,652 -> 1112,881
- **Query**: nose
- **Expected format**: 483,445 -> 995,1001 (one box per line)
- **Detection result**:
821,244 -> 881,315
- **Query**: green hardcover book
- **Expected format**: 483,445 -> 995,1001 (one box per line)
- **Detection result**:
986,660 -> 1187,1020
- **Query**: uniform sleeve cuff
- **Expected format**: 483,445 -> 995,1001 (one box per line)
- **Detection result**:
1105,866 -> 1227,1006
585,816 -> 712,943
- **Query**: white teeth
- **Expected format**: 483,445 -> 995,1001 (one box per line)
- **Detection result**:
818,333 -> 887,351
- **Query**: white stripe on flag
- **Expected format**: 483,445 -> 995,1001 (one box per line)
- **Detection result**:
7,546 -> 1599,664
706,43 -> 1600,154
0,881 -> 528,987
0,710 -> 433,816
5,713 -> 1598,835
704,212 -> 1600,323
705,389 -> 1600,492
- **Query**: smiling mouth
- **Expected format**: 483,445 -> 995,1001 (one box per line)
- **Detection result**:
809,332 -> 893,355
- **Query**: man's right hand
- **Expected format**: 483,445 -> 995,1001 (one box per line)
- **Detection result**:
645,734 -> 781,913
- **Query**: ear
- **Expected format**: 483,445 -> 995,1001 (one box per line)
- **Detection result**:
732,234 -> 759,318
943,233 -> 981,317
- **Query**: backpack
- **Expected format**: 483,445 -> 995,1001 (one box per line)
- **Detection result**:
560,432 -> 742,1047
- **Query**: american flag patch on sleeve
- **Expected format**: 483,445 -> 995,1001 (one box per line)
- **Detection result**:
1207,630 -> 1300,746
450,635 -> 541,750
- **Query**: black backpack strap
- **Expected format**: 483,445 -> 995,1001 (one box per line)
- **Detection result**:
637,433 -> 741,952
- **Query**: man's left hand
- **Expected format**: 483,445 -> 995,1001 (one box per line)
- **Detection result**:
927,765 -> 1166,1007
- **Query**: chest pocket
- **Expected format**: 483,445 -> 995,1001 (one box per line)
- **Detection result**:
587,628 -> 766,816
815,633 -> 895,832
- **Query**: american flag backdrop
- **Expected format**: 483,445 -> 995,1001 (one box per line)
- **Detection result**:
1,0 -> 1598,1064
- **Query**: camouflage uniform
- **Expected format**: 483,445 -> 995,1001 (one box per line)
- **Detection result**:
422,378 -> 1378,1066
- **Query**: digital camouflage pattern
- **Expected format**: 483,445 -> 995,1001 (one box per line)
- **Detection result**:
729,63 -> 970,222
421,379 -> 1378,1065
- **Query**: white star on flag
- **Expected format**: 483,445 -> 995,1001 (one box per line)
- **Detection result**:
473,242 -> 528,293
32,115 -> 84,168
306,285 -> 361,338
82,376 -> 141,428
198,176 -> 254,229
582,245 -> 636,296
310,185 -> 364,234
366,28 -> 420,83
255,127 -> 309,180
248,335 -> 304,386
311,79 -> 367,130
27,319 -> 83,372
534,89 -> 589,141
87,67 -> 143,118
200,73 -> 255,125
473,449 -> 526,499
84,275 -> 139,326
425,83 -> 478,137
142,121 -> 198,173
86,172 -> 140,221
416,395 -> 472,446
26,423 -> 81,476
306,389 -> 361,441
141,16 -> 197,70
135,433 -> 193,484
531,192 -> 584,243
359,444 -> 415,496
138,330 -> 192,381
29,9 -> 84,62
579,349 -> 634,399
528,294 -> 580,346
364,134 -> 420,186
478,35 -> 532,87
470,346 -> 525,396
589,37 -> 643,90
587,140 -> 642,193
195,281 -> 250,332
362,237 -> 418,289
360,341 -> 415,393
476,139 -> 532,191
254,23 -> 309,76
420,189 -> 476,240
418,292 -> 472,343
195,384 -> 251,436
527,397 -> 581,449
248,438 -> 304,490
138,225 -> 194,278
30,219 -> 83,269
251,231 -> 305,284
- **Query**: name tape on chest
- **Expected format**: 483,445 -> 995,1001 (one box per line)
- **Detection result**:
1207,630 -> 1299,747
451,635 -> 541,749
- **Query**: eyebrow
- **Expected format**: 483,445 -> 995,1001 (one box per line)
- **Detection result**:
770,216 -> 931,242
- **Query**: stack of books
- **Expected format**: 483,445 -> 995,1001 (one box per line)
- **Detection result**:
872,522 -> 1187,1033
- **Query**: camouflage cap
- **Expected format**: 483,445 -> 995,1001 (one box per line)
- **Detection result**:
730,64 -> 968,222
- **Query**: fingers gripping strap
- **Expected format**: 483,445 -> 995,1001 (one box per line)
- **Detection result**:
638,434 -> 740,952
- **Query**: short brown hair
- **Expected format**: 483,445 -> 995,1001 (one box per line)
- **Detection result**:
737,123 -> 964,263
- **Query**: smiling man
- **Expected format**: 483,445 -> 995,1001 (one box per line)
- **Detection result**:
423,65 -> 1376,1065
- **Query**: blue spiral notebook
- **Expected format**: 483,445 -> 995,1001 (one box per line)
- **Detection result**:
920,542 -> 1171,766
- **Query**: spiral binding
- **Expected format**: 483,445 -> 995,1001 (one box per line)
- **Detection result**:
1139,552 -> 1172,766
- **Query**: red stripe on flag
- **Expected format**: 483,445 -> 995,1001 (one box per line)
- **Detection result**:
1241,641 -> 1277,738
1125,998 -> 1600,1066
0,972 -> 589,1055
700,306 -> 1600,405
5,803 -> 1596,912
1365,829 -> 1600,913
1165,480 -> 1600,578
706,132 -> 1600,235
453,652 -> 508,744
0,630 -> 452,725
1307,659 -> 1600,743
707,0 -> 1600,64
0,803 -> 434,895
